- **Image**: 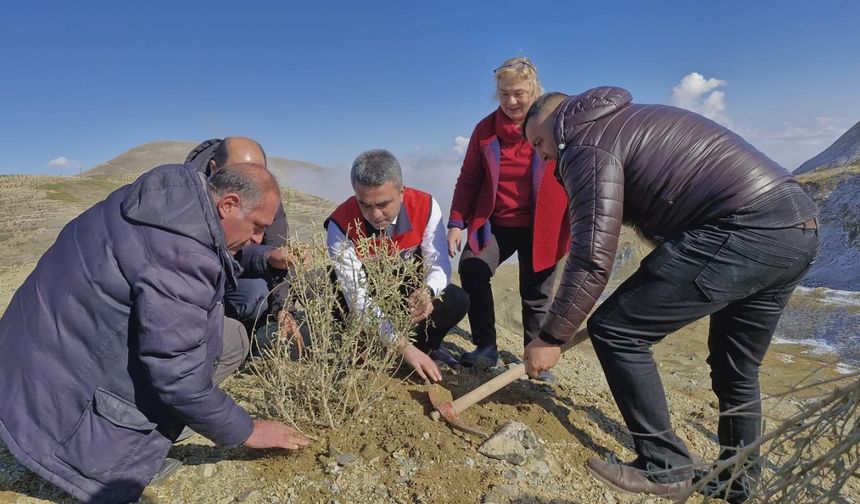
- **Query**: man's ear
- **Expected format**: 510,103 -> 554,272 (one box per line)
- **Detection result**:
216,193 -> 242,218
208,159 -> 218,173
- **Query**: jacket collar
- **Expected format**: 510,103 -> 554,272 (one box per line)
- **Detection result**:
554,86 -> 633,150
185,138 -> 222,176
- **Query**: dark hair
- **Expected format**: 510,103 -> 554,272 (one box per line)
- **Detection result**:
211,138 -> 267,169
522,92 -> 568,138
350,149 -> 403,188
208,164 -> 277,210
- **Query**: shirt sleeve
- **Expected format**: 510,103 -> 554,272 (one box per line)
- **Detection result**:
423,197 -> 451,296
326,223 -> 397,345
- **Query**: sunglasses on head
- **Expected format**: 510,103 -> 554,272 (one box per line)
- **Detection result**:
493,60 -> 535,74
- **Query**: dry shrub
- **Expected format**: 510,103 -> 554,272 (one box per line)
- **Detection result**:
250,230 -> 426,433
690,372 -> 859,503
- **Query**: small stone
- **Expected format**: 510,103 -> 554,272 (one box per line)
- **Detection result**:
482,483 -> 520,503
478,421 -> 545,465
236,490 -> 260,502
201,463 -> 217,478
330,483 -> 340,493
464,457 -> 475,468
335,452 -> 358,466
422,431 -> 430,440
503,468 -> 526,481
530,459 -> 551,476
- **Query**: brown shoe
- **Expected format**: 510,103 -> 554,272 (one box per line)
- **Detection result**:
586,457 -> 692,502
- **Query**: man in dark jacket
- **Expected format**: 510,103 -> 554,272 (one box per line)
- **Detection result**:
185,137 -> 300,342
522,88 -> 819,502
0,163 -> 309,503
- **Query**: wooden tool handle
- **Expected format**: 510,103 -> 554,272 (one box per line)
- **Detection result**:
448,328 -> 589,415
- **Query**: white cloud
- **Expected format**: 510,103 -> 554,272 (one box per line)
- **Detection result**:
669,72 -> 732,126
667,74 -> 850,171
398,153 -> 464,217
48,156 -> 82,169
760,117 -> 846,144
747,117 -> 850,170
453,136 -> 469,156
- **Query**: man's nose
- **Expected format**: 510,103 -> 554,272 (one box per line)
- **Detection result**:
250,231 -> 264,244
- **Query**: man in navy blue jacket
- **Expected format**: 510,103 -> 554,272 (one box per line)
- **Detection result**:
0,162 -> 309,503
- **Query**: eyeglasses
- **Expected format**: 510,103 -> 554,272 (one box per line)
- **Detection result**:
493,60 -> 535,74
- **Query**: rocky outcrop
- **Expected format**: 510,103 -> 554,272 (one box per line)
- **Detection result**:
797,166 -> 860,291
796,121 -> 860,174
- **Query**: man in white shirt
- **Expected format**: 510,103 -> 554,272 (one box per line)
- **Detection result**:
325,149 -> 469,382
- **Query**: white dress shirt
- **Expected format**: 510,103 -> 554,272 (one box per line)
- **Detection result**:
326,196 -> 451,344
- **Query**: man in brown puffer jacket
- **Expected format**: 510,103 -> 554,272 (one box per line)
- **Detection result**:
522,87 -> 819,503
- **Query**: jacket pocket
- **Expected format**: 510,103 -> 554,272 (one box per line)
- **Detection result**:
694,234 -> 796,302
54,388 -> 157,478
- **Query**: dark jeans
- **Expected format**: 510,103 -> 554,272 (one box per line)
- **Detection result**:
587,222 -> 819,485
224,277 -> 270,331
413,284 -> 470,353
459,225 -> 556,348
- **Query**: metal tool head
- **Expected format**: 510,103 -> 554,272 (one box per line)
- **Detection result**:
426,383 -> 488,438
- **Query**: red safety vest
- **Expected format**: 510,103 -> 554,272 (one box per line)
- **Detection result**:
326,187 -> 432,258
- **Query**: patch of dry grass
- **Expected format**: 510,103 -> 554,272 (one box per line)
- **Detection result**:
690,372 -> 860,503
251,230 -> 427,433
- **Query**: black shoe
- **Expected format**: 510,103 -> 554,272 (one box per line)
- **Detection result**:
459,344 -> 499,368
534,370 -> 557,383
150,457 -> 182,485
428,348 -> 460,368
694,468 -> 754,503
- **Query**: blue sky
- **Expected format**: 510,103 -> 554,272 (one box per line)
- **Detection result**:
2,1 -> 859,188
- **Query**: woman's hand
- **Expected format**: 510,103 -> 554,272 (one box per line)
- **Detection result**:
446,228 -> 463,258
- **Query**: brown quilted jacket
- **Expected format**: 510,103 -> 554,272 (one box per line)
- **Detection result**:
542,86 -> 794,341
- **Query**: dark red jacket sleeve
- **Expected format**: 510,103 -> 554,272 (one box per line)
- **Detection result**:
449,122 -> 487,228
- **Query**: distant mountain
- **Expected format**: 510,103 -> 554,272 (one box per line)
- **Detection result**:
797,165 -> 860,291
83,140 -> 327,186
795,121 -> 860,174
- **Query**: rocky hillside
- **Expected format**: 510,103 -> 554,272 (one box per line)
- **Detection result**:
795,121 -> 860,174
797,164 -> 860,291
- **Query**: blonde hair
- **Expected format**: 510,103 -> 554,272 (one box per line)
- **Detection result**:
493,56 -> 543,101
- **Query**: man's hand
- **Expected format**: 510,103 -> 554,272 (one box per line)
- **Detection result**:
266,244 -> 312,271
399,342 -> 442,382
446,228 -> 463,258
523,338 -> 562,379
408,289 -> 434,323
243,419 -> 310,450
278,310 -> 303,358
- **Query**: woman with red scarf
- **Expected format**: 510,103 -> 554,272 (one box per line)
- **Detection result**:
447,56 -> 569,377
